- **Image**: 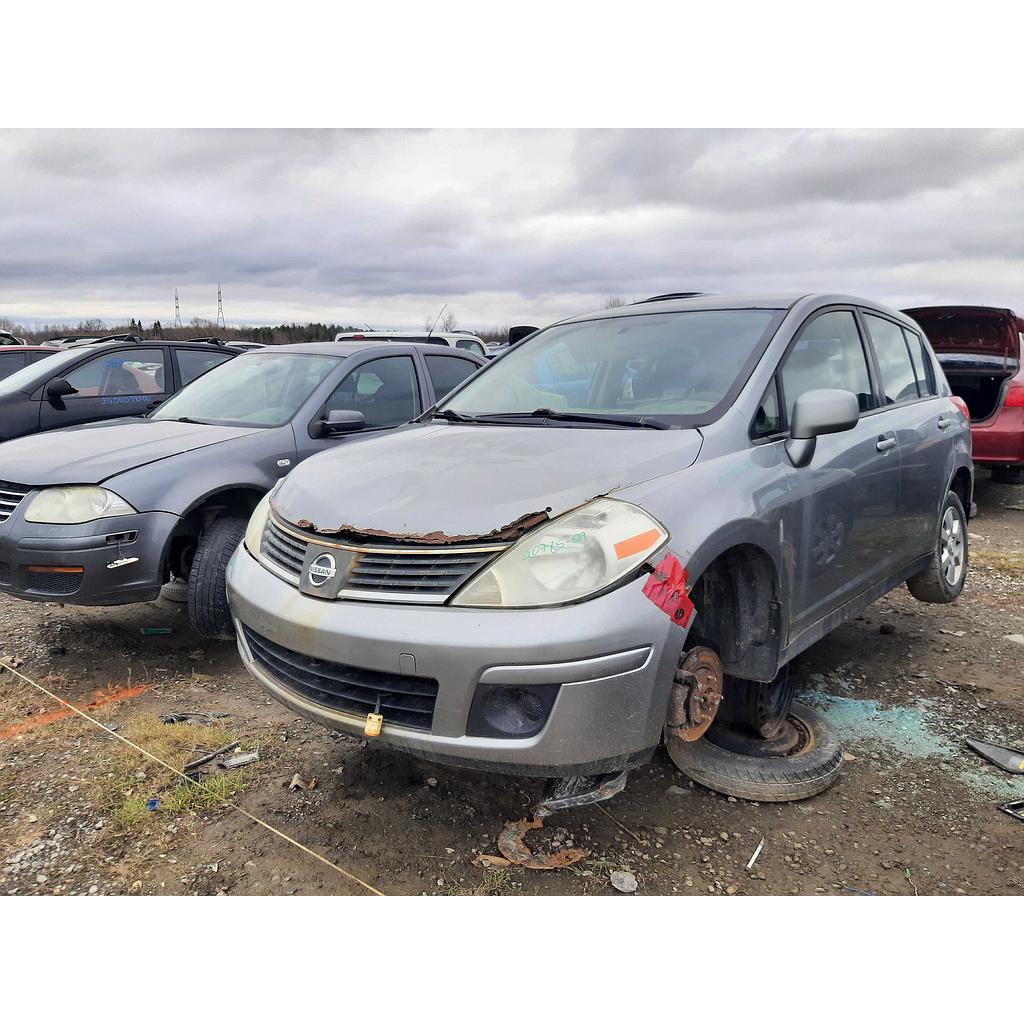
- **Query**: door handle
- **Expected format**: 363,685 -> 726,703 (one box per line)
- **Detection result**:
937,417 -> 952,429
876,436 -> 897,452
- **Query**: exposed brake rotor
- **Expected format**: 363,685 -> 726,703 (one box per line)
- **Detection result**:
665,646 -> 724,742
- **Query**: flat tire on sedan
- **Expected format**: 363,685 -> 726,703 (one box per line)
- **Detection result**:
188,516 -> 248,640
907,491 -> 968,604
665,701 -> 844,802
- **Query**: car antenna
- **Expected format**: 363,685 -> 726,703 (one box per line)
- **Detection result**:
426,303 -> 447,339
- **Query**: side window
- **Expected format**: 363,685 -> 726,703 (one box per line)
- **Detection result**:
751,376 -> 783,438
455,338 -> 485,357
0,352 -> 27,381
780,310 -> 874,420
425,355 -> 479,402
902,327 -> 935,396
323,356 -> 419,429
863,314 -> 920,405
64,349 -> 168,397
177,349 -> 233,387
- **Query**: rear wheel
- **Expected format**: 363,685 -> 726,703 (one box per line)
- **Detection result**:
907,491 -> 968,603
188,516 -> 247,639
992,465 -> 1024,485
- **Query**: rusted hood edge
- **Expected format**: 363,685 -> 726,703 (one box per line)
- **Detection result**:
294,508 -> 554,545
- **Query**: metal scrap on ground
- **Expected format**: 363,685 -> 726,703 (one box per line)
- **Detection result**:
472,817 -> 590,871
965,738 -> 1024,774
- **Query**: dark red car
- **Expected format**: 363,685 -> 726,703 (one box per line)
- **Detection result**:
904,305 -> 1024,484
0,345 -> 59,383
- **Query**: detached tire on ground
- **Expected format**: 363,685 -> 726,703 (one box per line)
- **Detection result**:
188,516 -> 247,640
160,578 -> 189,604
665,702 -> 844,802
907,490 -> 968,604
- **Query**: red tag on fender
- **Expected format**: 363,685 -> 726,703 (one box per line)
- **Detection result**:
643,552 -> 695,627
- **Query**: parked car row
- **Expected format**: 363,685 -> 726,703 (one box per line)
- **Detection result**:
0,293 -> 996,807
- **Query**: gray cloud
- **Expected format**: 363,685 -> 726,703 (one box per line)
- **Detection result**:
1,128 -> 1022,329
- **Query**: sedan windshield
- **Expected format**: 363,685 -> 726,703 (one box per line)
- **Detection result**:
440,309 -> 782,426
152,352 -> 338,427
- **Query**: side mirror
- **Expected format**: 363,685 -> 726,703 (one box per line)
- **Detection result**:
786,389 -> 860,468
46,377 -> 78,400
508,325 -> 540,345
322,409 -> 366,437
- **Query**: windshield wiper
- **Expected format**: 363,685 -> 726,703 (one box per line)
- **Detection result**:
432,409 -> 494,424
485,408 -> 672,429
173,416 -> 209,424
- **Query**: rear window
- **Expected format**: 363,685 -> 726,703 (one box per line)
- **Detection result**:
177,348 -> 234,386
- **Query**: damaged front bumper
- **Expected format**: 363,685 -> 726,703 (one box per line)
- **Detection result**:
226,545 -> 687,776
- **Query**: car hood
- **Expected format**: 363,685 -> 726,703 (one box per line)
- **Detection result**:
275,422 -> 703,542
0,418 -> 262,486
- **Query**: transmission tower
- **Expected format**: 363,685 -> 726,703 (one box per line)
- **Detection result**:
174,289 -> 182,328
216,283 -> 226,329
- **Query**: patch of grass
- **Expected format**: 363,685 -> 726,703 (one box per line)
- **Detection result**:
93,713 -> 267,832
447,870 -> 517,896
973,548 -> 1024,573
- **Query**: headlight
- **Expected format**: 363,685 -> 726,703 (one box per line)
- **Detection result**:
451,498 -> 667,608
244,489 -> 275,558
24,486 -> 137,524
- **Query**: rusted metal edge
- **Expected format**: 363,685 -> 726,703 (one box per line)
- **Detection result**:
294,508 -> 552,546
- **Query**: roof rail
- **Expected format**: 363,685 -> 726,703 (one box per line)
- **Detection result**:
634,292 -> 710,304
66,332 -> 142,348
182,336 -> 226,347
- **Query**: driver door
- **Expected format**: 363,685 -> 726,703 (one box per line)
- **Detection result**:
39,348 -> 169,430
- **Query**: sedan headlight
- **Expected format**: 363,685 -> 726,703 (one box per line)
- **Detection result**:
24,486 -> 137,524
244,488 -> 275,558
451,498 -> 667,608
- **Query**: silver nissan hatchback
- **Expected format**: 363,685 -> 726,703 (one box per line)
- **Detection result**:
226,294 -> 972,806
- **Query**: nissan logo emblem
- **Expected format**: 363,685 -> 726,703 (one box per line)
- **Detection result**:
308,552 -> 337,587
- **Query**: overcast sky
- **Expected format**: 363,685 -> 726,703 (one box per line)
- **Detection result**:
1,128 -> 1022,330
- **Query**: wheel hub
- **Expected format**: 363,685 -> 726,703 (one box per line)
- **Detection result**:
665,646 -> 724,741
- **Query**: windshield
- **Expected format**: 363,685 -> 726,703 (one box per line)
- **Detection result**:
152,352 -> 339,427
440,309 -> 782,426
0,348 -> 78,397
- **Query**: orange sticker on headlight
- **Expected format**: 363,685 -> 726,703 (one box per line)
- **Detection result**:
614,528 -> 662,560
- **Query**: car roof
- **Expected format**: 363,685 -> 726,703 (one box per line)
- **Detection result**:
555,293 -> 913,326
0,345 -> 57,353
244,341 -> 483,358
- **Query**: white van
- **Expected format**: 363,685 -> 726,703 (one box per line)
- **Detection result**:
333,330 -> 487,359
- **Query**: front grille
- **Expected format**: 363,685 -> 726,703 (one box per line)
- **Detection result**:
22,569 -> 82,596
261,515 -> 504,601
262,519 -> 306,576
242,626 -> 438,731
345,548 -> 496,596
0,482 -> 30,524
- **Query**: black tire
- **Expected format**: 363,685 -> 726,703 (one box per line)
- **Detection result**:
907,491 -> 968,604
160,578 -> 189,604
992,465 -> 1024,485
188,516 -> 247,639
665,702 -> 844,802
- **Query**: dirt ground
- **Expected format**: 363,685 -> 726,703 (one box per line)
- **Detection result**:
2,474 -> 1022,897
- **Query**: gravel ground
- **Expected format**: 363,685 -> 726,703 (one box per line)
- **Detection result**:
1,472 -> 1022,896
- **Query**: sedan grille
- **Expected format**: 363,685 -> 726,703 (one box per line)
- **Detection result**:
261,515 -> 504,602
242,626 -> 438,731
0,482 -> 30,524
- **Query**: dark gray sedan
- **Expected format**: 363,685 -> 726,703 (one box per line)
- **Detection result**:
0,341 -> 484,637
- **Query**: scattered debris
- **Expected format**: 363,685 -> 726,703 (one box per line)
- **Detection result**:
965,738 -> 1024,774
842,751 -> 857,761
840,883 -> 877,896
221,750 -> 260,769
1004,635 -> 1024,646
998,799 -> 1024,823
609,869 -> 638,893
145,799 -> 160,811
905,867 -> 919,896
745,830 -> 765,871
159,711 -> 230,725
182,741 -> 240,776
939,629 -> 966,637
140,627 -> 173,636
470,818 -> 590,871
288,774 -> 317,792
879,623 -> 896,635
666,784 -> 691,797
